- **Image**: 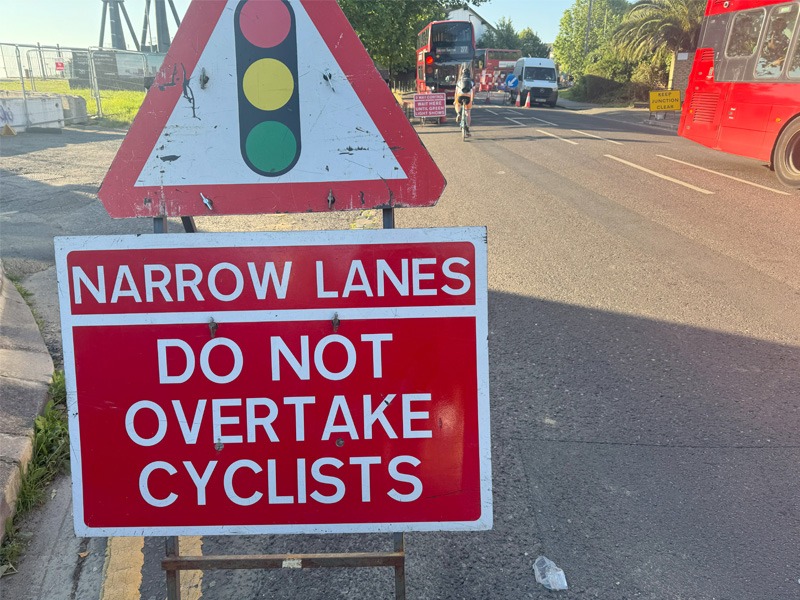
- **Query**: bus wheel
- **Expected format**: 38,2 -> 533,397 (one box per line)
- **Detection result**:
774,120 -> 800,189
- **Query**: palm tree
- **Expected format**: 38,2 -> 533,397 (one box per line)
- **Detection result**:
613,0 -> 706,60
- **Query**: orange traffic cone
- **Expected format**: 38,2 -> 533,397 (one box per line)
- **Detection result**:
515,91 -> 521,107
524,92 -> 531,108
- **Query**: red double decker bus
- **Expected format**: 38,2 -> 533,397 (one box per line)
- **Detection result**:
415,20 -> 476,101
679,0 -> 800,189
474,48 -> 522,91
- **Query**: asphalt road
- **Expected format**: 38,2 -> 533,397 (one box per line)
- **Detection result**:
1,104 -> 799,600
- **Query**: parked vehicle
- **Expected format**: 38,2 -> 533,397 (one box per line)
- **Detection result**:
512,57 -> 559,107
679,0 -> 800,189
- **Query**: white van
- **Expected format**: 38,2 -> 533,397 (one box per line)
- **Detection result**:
512,57 -> 559,107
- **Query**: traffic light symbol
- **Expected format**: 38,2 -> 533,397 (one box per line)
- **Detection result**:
235,0 -> 301,177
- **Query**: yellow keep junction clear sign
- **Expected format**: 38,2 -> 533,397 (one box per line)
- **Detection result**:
649,90 -> 682,112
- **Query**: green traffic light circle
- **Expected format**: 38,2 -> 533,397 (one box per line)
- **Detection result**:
243,58 -> 294,111
245,121 -> 298,174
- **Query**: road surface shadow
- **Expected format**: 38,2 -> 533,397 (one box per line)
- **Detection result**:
0,127 -> 126,158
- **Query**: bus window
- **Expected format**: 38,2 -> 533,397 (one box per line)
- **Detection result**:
789,40 -> 800,77
417,30 -> 429,50
431,22 -> 472,44
756,4 -> 799,78
726,9 -> 765,58
700,13 -> 730,54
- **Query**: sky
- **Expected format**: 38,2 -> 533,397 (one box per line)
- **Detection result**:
468,0 -> 575,43
1,0 -> 574,49
0,0 -> 574,50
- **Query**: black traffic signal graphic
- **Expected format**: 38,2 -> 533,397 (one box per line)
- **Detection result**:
234,0 -> 301,177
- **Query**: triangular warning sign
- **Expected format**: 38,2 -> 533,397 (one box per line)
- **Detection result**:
98,0 -> 446,218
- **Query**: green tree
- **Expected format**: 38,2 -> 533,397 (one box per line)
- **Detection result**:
519,28 -> 550,57
478,19 -> 549,57
479,17 -> 520,49
338,0 -> 441,76
553,0 -> 630,76
613,0 -> 705,60
338,0 -> 489,77
476,27 -> 495,47
585,41 -> 639,81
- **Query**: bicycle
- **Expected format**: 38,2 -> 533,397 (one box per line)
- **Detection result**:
456,96 -> 471,141
505,87 -> 518,105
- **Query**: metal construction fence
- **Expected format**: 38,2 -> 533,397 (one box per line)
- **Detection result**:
1,42 -> 417,129
0,43 -> 166,126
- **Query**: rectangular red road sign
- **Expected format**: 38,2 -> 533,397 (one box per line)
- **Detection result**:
56,228 -> 491,536
413,93 -> 446,118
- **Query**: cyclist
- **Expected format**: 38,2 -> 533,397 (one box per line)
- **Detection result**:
454,63 -> 474,136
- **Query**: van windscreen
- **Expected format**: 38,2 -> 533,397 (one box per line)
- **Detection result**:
523,67 -> 556,81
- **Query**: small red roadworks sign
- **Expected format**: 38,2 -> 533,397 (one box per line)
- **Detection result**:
98,0 -> 446,218
413,93 -> 446,118
56,228 -> 491,536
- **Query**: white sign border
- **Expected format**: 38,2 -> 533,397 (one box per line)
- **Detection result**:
55,227 -> 492,537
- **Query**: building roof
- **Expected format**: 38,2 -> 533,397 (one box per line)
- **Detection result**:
448,4 -> 496,32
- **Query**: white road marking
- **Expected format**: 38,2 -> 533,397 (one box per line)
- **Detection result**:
502,111 -> 558,126
485,109 -> 500,115
537,129 -> 579,145
605,155 -> 714,194
528,115 -> 558,126
505,117 -> 528,126
572,129 -> 624,146
656,155 -> 791,195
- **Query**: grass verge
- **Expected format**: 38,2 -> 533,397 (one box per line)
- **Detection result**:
0,78 -> 144,128
6,275 -> 44,332
0,371 -> 69,577
0,274 -> 68,577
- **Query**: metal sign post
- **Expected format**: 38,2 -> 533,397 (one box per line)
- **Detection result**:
156,208 -> 408,600
162,533 -> 406,600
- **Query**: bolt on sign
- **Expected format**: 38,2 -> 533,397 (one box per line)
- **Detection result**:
98,0 -> 446,218
56,228 -> 491,536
